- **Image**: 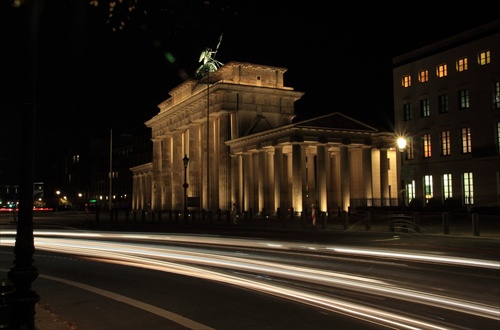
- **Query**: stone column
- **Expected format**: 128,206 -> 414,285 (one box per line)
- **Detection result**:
161,135 -> 172,210
362,146 -> 373,207
258,149 -> 266,214
218,114 -> 231,210
252,152 -> 259,213
306,149 -> 316,204
317,144 -> 327,212
207,117 -> 218,210
340,144 -> 350,211
243,152 -> 253,212
301,144 -> 308,212
292,143 -> 303,212
137,173 -> 145,210
152,138 -> 162,210
210,117 -> 219,210
265,150 -> 275,213
230,154 -> 240,207
238,154 -> 244,210
380,148 -> 389,207
172,132 -> 183,210
188,125 -> 201,207
273,146 -> 283,213
131,175 -> 136,210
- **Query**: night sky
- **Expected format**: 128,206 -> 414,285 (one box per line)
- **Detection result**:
1,0 -> 498,184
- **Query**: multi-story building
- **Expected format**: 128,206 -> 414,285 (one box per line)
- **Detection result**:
44,128 -> 152,211
393,20 -> 500,209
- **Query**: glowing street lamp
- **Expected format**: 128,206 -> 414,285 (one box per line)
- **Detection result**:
397,137 -> 407,152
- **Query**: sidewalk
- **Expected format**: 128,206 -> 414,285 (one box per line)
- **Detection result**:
35,303 -> 74,330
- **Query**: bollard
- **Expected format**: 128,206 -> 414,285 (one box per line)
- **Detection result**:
321,211 -> 325,229
343,211 -> 348,230
472,213 -> 480,236
365,212 -> 371,231
442,212 -> 449,234
389,212 -> 394,232
413,212 -> 420,233
0,278 -> 14,329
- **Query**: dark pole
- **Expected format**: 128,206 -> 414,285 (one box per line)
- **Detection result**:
206,72 -> 210,212
7,1 -> 41,328
183,155 -> 189,220
397,137 -> 407,207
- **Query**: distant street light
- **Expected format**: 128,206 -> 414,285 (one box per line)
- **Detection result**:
183,155 -> 190,221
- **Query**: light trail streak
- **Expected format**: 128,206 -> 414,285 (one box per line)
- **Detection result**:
1,230 -> 499,328
3,229 -> 498,270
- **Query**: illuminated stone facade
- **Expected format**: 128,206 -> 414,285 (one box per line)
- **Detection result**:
393,20 -> 500,207
131,61 -> 398,214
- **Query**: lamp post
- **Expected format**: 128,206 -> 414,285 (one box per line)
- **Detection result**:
183,155 -> 190,221
6,2 -> 41,327
397,137 -> 407,207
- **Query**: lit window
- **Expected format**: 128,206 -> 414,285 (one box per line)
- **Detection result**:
458,89 -> 470,109
403,103 -> 412,121
405,137 -> 414,160
406,180 -> 416,203
436,64 -> 447,78
461,127 -> 472,154
422,133 -> 432,158
402,75 -> 411,87
420,99 -> 430,117
496,122 -> 500,154
418,70 -> 429,83
438,94 -> 448,113
424,175 -> 433,200
478,50 -> 490,66
494,81 -> 500,109
440,130 -> 450,156
462,172 -> 474,205
442,174 -> 453,200
456,57 -> 468,72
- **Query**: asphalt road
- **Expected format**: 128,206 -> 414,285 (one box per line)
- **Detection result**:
1,211 -> 499,329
